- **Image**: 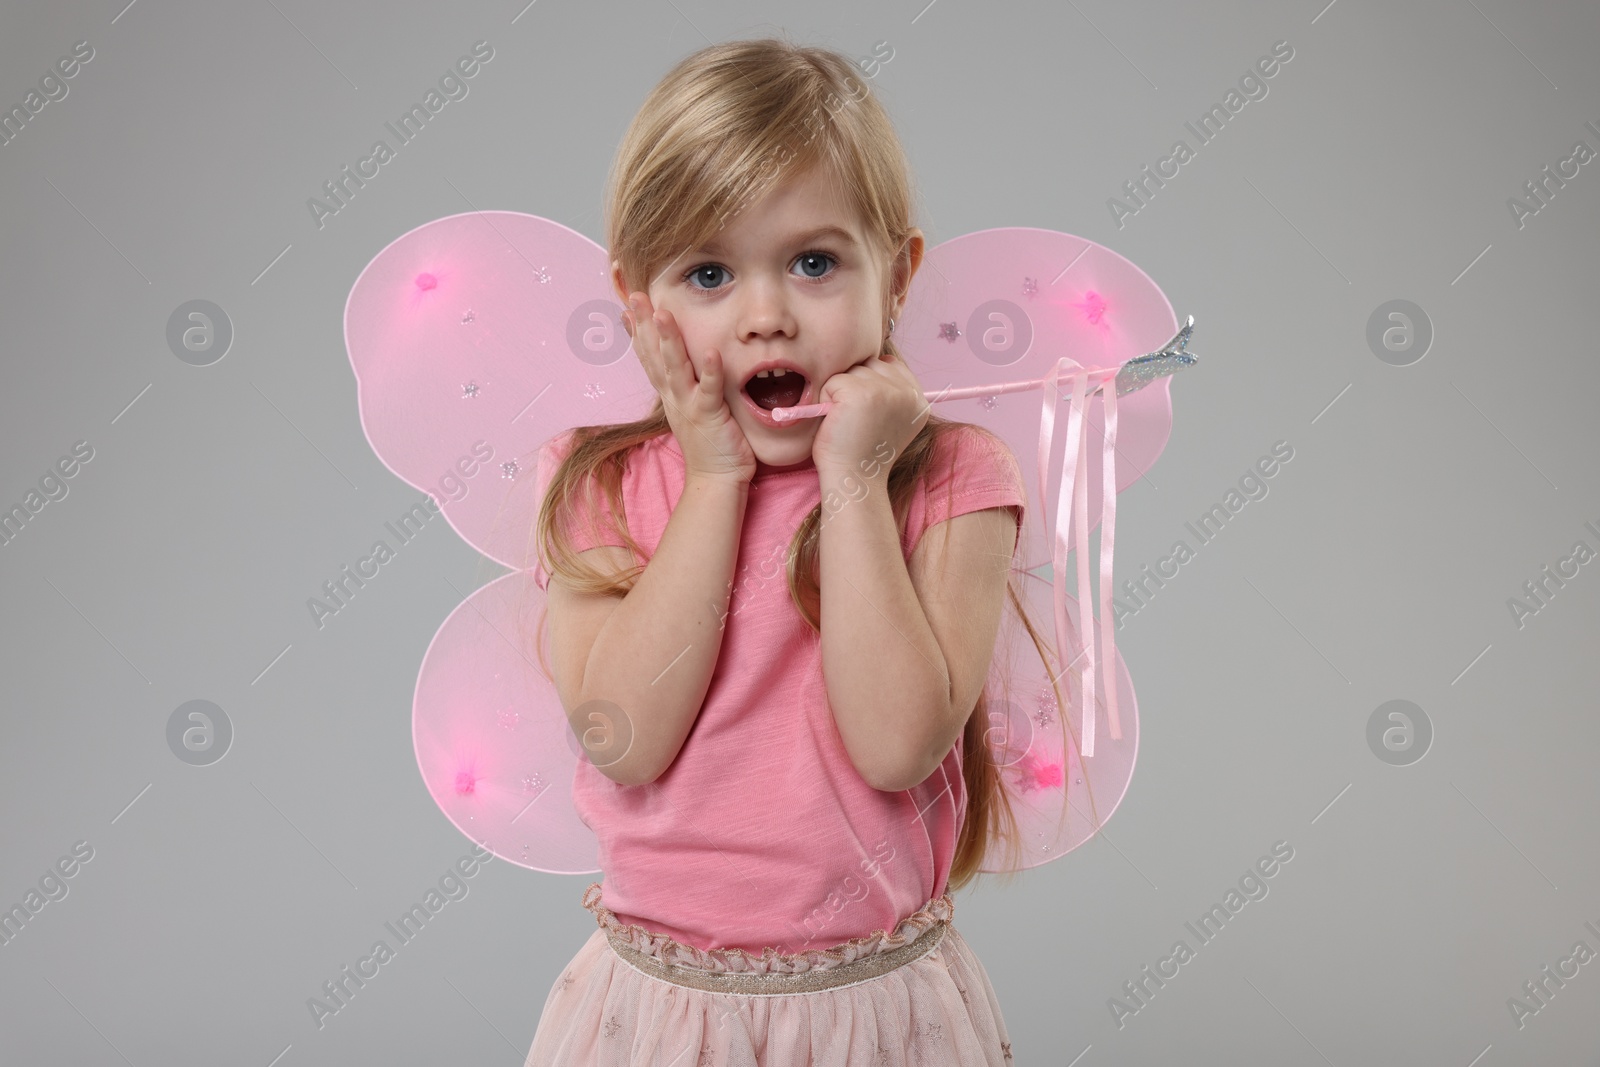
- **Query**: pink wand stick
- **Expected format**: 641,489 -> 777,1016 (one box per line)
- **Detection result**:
771,365 -> 1122,422
769,321 -> 1201,422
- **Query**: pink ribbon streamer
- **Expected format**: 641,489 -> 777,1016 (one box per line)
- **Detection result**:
1036,358 -> 1122,759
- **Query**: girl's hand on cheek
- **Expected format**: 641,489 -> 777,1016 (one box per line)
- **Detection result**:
625,292 -> 756,485
810,350 -> 928,478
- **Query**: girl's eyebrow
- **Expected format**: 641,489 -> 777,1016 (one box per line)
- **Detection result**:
696,224 -> 858,255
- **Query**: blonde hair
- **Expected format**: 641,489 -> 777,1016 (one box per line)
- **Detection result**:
532,35 -> 1102,890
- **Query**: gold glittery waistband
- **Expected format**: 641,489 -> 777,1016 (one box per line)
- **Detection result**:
604,918 -> 948,995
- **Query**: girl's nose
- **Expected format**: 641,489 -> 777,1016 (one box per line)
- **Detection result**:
738,279 -> 796,340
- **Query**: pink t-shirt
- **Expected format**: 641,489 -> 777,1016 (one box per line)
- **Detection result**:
533,424 -> 1025,954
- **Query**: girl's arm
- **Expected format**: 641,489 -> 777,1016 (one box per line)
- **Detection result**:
560,474 -> 749,787
819,466 -> 1017,792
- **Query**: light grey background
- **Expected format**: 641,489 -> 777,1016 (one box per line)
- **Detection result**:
3,1 -> 1597,1063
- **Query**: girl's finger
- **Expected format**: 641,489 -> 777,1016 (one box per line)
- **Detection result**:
638,308 -> 671,396
646,309 -> 671,383
700,347 -> 720,395
628,301 -> 658,386
657,309 -> 696,386
637,301 -> 666,378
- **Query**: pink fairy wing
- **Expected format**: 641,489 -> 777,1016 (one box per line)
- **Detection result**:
411,568 -> 598,873
977,571 -> 1138,872
896,228 -> 1175,867
898,227 -> 1178,570
345,211 -> 650,872
343,210 -> 654,572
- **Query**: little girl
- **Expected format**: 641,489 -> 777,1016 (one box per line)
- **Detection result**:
526,37 -> 1028,1066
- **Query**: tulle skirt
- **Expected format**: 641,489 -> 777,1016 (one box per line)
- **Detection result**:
524,882 -> 1014,1066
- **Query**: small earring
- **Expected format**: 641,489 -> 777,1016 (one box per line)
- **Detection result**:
887,317 -> 896,335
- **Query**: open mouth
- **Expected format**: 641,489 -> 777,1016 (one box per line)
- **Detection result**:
741,366 -> 809,411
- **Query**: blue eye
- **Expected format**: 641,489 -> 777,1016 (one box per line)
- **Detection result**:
681,250 -> 839,292
794,251 -> 835,279
686,264 -> 727,290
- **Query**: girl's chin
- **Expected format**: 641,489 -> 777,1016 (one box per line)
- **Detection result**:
740,421 -> 816,470
750,439 -> 816,469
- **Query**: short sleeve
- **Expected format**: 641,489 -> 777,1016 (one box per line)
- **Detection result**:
903,425 -> 1026,558
531,429 -> 632,592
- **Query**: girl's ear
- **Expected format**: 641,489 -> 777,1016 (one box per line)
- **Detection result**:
888,230 -> 926,320
610,260 -> 626,301
611,260 -> 636,336
611,259 -> 639,308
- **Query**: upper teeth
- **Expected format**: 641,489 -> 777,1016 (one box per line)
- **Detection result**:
754,369 -> 798,379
